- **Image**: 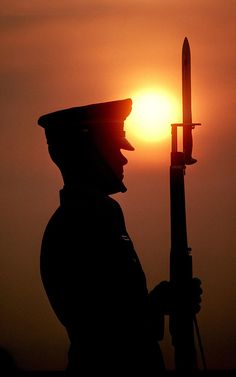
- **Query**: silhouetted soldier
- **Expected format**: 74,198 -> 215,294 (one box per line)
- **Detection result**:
38,98 -> 201,375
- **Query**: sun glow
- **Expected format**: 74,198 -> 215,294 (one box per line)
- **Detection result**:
126,90 -> 181,143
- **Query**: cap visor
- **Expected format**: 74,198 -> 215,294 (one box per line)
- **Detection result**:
121,138 -> 135,151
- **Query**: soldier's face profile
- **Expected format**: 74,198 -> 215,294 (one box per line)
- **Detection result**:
100,143 -> 128,181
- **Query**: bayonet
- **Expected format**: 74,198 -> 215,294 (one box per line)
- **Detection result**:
183,37 -> 196,164
172,37 -> 201,165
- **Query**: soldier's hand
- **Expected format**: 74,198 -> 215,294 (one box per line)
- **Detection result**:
149,277 -> 203,315
191,277 -> 203,314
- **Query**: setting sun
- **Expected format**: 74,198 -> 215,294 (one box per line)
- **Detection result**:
126,90 -> 181,143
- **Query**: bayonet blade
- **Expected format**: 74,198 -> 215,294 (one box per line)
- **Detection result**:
182,37 -> 192,124
182,37 -> 197,164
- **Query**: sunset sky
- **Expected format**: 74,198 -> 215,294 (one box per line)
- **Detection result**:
1,0 -> 236,372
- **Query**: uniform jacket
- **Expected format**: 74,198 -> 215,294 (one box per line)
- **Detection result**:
40,185 -> 164,375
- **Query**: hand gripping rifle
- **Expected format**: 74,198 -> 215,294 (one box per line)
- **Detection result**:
169,38 -> 206,372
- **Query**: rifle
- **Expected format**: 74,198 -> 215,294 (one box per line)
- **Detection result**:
169,37 -> 205,372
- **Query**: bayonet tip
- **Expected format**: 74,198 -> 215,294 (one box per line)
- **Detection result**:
182,37 -> 191,59
183,37 -> 190,49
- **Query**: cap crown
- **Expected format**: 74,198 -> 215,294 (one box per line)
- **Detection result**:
38,98 -> 133,150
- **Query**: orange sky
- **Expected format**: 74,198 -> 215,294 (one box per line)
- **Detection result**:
1,0 -> 236,372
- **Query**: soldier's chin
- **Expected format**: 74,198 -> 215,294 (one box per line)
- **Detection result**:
103,166 -> 127,194
114,174 -> 127,193
107,179 -> 127,195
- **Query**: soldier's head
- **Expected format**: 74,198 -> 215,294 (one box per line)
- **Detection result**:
38,98 -> 134,194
